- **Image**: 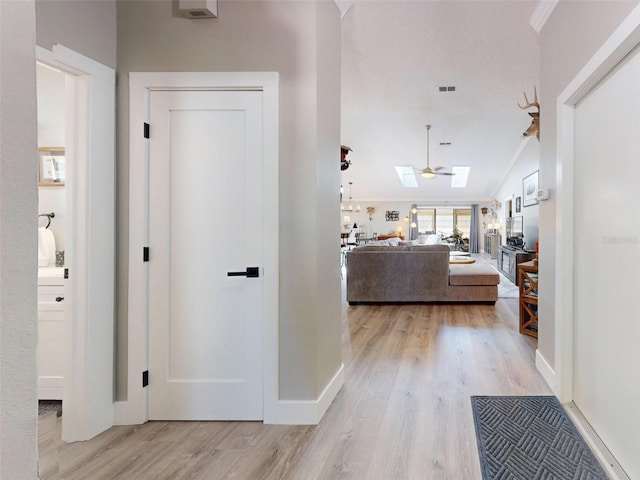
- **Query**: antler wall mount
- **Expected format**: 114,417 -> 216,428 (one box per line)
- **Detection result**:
340,145 -> 352,171
518,87 -> 540,141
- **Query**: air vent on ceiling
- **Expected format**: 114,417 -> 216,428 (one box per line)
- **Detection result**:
178,0 -> 218,18
438,86 -> 456,92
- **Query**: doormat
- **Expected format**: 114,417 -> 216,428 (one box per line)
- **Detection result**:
39,400 -> 62,417
471,396 -> 608,480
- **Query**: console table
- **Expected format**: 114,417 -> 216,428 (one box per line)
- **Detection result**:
484,234 -> 501,259
496,247 -> 535,286
518,260 -> 538,338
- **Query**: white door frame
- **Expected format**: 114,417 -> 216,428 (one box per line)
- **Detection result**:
36,45 -> 116,442
553,4 -> 640,403
122,72 -> 279,425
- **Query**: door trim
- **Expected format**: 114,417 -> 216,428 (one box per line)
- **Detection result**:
36,45 -> 116,442
122,72 -> 279,425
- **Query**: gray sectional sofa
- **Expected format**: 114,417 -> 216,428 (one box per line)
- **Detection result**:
346,244 -> 499,304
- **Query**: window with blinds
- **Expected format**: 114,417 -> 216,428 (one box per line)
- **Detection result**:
416,207 -> 471,238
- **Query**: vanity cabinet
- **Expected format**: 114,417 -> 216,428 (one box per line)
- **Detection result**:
497,247 -> 534,286
38,268 -> 65,400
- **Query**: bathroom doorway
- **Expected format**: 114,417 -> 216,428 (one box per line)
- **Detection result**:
36,45 -> 115,442
36,62 -> 67,411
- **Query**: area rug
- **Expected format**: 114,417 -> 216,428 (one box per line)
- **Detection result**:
471,396 -> 608,480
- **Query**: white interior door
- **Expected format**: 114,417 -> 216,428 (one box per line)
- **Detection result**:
573,47 -> 640,478
148,89 -> 264,420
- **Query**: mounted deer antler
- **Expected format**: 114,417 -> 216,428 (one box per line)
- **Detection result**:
518,87 -> 540,141
340,145 -> 352,171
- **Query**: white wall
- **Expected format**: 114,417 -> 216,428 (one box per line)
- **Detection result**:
492,137 -> 540,250
0,1 -> 39,477
37,63 -> 67,252
343,200 -> 415,238
538,0 -> 638,370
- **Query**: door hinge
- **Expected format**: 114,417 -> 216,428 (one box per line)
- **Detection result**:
143,247 -> 149,262
64,268 -> 69,279
142,370 -> 149,388
144,123 -> 150,139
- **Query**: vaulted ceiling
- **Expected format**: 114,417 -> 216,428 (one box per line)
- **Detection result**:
340,1 -> 540,203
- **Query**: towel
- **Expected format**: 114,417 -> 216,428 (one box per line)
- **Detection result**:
38,227 -> 56,267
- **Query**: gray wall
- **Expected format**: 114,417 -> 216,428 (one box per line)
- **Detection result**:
492,138 -> 540,249
36,0 -> 117,69
0,1 -> 39,477
116,1 -> 343,401
537,0 -> 639,368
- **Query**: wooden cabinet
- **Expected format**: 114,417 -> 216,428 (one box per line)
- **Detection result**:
38,269 -> 65,400
484,234 -> 501,259
497,247 -> 534,285
518,260 -> 538,338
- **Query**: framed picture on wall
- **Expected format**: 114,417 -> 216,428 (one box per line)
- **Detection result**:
38,147 -> 66,186
523,170 -> 539,207
385,210 -> 399,221
515,196 -> 521,213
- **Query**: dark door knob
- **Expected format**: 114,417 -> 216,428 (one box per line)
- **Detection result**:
227,267 -> 259,278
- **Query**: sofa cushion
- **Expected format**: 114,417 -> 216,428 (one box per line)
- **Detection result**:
449,264 -> 500,286
353,245 -> 411,252
409,244 -> 450,253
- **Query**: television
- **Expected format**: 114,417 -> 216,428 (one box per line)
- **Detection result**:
506,216 -> 524,247
523,224 -> 538,252
509,216 -> 523,236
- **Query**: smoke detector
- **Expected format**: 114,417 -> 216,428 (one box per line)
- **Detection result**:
178,0 -> 218,18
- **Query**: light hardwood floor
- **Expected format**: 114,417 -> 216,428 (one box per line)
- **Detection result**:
39,264 -> 551,479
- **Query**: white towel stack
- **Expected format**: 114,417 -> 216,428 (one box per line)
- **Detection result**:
38,227 -> 56,267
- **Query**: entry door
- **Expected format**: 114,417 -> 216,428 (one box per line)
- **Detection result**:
148,89 -> 264,420
573,47 -> 640,477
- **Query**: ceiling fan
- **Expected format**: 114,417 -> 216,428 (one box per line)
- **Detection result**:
415,125 -> 455,178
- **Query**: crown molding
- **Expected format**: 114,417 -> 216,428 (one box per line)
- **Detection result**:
529,0 -> 559,33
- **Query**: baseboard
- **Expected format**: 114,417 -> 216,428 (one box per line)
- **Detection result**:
564,402 -> 631,480
264,363 -> 345,425
38,376 -> 64,400
115,364 -> 345,426
535,349 -> 556,392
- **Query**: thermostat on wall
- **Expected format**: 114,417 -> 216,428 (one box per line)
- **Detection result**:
178,0 -> 218,18
537,188 -> 550,201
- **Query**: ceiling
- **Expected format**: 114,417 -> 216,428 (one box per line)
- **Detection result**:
340,1 -> 540,204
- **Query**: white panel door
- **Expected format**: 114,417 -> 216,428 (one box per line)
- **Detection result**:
148,89 -> 264,420
573,47 -> 640,478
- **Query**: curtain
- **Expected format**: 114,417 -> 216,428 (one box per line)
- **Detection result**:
410,204 -> 419,240
469,204 -> 479,253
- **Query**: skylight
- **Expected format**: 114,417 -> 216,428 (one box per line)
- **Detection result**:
395,166 -> 418,188
450,166 -> 470,188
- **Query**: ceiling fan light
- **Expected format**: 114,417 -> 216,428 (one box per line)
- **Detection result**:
421,171 -> 435,179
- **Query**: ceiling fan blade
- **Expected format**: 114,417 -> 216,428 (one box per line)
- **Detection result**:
434,171 -> 455,176
432,166 -> 444,171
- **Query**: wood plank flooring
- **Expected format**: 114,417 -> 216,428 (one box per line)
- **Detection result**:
39,277 -> 550,479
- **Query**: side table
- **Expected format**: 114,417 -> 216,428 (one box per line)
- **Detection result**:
518,260 -> 538,338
